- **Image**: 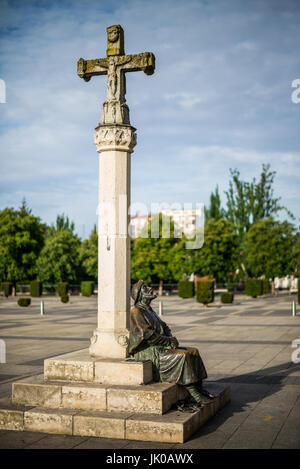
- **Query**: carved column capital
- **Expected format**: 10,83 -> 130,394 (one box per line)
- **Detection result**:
94,124 -> 137,153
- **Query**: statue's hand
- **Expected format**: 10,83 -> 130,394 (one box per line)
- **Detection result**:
170,337 -> 179,349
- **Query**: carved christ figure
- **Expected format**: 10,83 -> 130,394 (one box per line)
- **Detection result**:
77,24 -> 155,125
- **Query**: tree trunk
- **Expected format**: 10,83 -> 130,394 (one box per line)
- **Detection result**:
158,279 -> 163,296
271,280 -> 275,296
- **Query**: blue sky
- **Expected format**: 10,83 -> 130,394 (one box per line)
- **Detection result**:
0,0 -> 299,238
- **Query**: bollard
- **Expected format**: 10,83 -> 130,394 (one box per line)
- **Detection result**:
292,301 -> 296,317
40,301 -> 44,316
158,301 -> 163,316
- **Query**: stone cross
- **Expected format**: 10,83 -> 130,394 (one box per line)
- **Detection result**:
78,25 -> 155,125
77,25 -> 155,358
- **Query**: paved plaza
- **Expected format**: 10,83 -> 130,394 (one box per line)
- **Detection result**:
0,292 -> 299,449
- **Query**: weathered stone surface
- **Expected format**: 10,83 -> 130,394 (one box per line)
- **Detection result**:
125,410 -> 201,444
45,350 -> 94,382
0,397 -> 25,431
107,382 -> 177,414
94,358 -> 152,385
12,374 -> 61,408
44,349 -> 153,385
24,407 -> 77,435
0,382 -> 231,442
61,385 -> 106,411
73,411 -> 132,439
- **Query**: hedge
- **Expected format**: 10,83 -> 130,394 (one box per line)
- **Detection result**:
245,279 -> 263,298
60,295 -> 69,303
30,280 -> 43,297
221,292 -> 234,304
18,298 -> 31,307
81,281 -> 94,297
2,282 -> 13,297
178,280 -> 194,298
57,282 -> 68,297
262,279 -> 270,295
196,280 -> 214,305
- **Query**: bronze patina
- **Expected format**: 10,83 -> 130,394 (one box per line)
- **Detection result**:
129,280 -> 215,407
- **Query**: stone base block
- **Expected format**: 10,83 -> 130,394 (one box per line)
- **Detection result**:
44,349 -> 153,386
12,374 -> 178,414
24,407 -> 78,435
0,382 -> 230,443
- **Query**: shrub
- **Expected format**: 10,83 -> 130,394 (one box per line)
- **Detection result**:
2,282 -> 13,297
196,280 -> 214,305
298,279 -> 300,305
262,279 -> 270,295
57,282 -> 68,297
81,281 -> 94,297
245,279 -> 263,298
221,292 -> 234,304
60,295 -> 69,303
178,280 -> 194,298
30,280 -> 43,297
18,298 -> 31,307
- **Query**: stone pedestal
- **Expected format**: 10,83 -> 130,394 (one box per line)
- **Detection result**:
0,349 -> 231,443
89,124 -> 136,359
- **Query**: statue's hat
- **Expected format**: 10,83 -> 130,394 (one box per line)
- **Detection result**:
131,279 -> 145,304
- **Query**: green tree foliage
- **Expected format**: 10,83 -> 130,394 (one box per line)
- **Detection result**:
191,218 -> 239,284
36,216 -> 81,283
244,218 -> 296,279
79,226 -> 98,280
168,236 -> 196,281
225,164 -> 293,242
131,213 -> 177,283
205,185 -> 225,223
0,201 -> 45,285
48,214 -> 75,234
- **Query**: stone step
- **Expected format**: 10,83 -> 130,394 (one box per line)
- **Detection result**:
0,382 -> 230,443
44,349 -> 153,386
12,374 -> 178,415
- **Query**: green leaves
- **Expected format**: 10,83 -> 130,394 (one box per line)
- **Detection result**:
79,226 -> 98,280
0,206 -> 45,284
36,228 -> 81,283
243,217 -> 296,279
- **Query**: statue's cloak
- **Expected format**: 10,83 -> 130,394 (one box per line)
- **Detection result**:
129,304 -> 207,385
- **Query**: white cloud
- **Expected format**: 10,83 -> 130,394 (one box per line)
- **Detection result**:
0,0 -> 300,236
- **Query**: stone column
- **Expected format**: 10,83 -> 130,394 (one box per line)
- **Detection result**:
89,124 -> 136,358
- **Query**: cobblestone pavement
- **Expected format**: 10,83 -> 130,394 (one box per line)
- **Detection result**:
0,292 -> 299,449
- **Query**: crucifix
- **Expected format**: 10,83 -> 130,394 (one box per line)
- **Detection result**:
78,24 -> 155,125
77,25 -> 155,358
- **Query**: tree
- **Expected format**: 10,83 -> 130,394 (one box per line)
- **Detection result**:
36,216 -> 81,284
168,237 -> 195,281
0,201 -> 45,288
205,185 -> 226,223
225,164 -> 293,243
48,213 -> 75,235
79,225 -> 98,280
243,217 -> 296,280
131,213 -> 177,288
191,218 -> 239,284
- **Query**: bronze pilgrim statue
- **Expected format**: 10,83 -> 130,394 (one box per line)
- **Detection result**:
129,280 -> 215,407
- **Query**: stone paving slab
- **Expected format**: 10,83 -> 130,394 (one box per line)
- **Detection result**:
0,293 -> 299,448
